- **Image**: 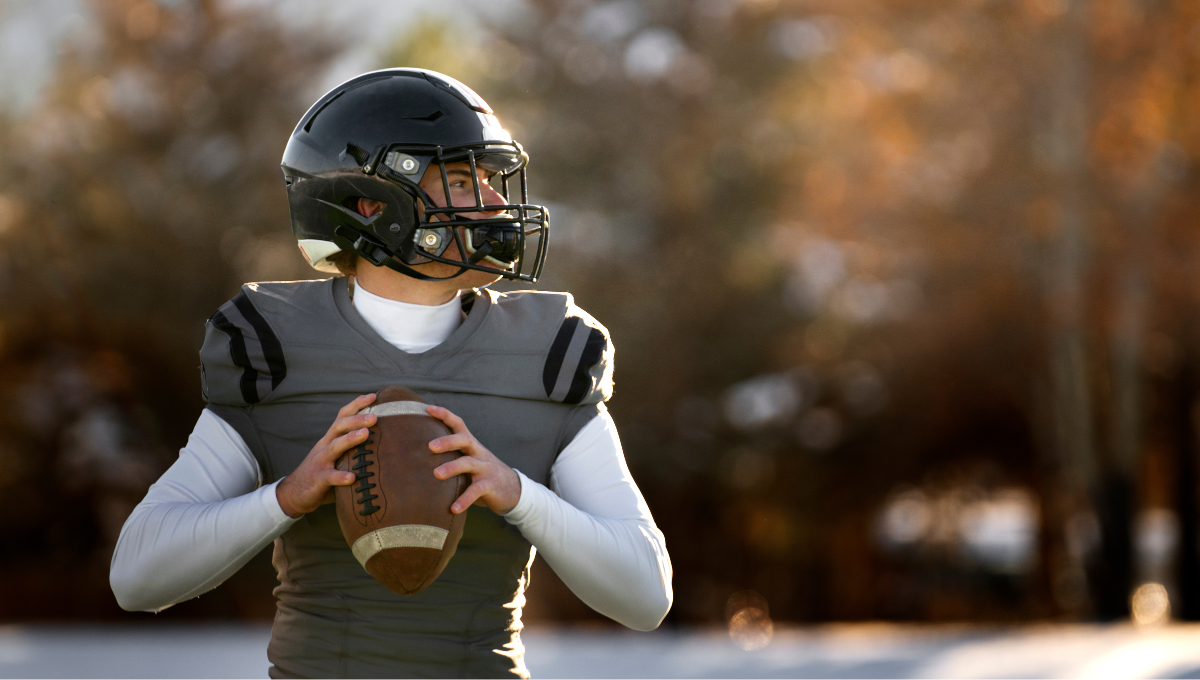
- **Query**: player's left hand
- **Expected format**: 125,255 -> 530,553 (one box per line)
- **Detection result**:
426,405 -> 521,515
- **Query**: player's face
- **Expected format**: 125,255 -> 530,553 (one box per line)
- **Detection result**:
354,163 -> 509,289
410,162 -> 508,285
417,162 -> 508,218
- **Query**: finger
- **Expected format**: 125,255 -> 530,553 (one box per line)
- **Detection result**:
337,393 -> 377,419
325,468 -> 357,487
316,398 -> 376,447
452,482 -> 488,514
325,412 -> 377,443
426,405 -> 469,435
434,456 -> 480,480
323,428 -> 370,460
429,433 -> 476,454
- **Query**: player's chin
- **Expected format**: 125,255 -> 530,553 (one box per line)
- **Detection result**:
450,264 -> 506,289
464,267 -> 506,288
410,260 -> 505,288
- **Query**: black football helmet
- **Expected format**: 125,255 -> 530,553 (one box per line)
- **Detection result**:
281,68 -> 549,282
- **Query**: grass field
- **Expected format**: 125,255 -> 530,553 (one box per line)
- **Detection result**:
0,623 -> 1198,678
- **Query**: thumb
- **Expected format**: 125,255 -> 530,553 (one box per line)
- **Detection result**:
329,469 -> 356,486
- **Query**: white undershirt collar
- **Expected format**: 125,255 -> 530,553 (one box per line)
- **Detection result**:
352,281 -> 463,354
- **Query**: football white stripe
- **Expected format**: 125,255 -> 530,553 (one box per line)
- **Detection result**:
358,401 -> 428,418
352,524 -> 448,566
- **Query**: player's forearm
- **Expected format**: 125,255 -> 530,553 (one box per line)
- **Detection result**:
110,409 -> 296,612
505,473 -> 673,631
110,482 -> 294,612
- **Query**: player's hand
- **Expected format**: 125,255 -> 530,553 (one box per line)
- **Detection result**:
427,405 -> 522,516
276,394 -> 378,519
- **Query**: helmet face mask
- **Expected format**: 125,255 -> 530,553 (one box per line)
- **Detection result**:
376,141 -> 548,279
281,69 -> 550,283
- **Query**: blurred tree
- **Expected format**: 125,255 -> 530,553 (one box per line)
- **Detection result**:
3,0 -> 1199,626
0,0 -> 333,619
403,0 -> 1200,624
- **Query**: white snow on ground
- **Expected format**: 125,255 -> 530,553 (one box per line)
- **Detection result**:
0,623 -> 1199,679
0,624 -> 271,679
524,625 -> 1200,679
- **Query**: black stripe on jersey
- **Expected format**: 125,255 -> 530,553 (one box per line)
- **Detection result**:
564,327 -> 605,405
543,316 -> 581,398
233,292 -> 287,389
210,310 -> 260,404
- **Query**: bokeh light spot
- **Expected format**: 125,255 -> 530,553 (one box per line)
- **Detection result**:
1131,583 -> 1170,627
125,2 -> 160,41
726,590 -> 774,651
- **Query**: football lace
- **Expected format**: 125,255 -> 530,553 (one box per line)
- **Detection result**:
350,437 -> 380,516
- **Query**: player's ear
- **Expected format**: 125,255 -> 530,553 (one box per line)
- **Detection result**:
341,196 -> 384,218
357,197 -> 385,218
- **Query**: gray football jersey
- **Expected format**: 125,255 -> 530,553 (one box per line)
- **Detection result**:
199,277 -> 613,679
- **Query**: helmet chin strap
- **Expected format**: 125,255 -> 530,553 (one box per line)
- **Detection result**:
332,226 -> 467,282
382,258 -> 468,282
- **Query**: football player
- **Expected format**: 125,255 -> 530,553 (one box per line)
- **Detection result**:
109,69 -> 673,678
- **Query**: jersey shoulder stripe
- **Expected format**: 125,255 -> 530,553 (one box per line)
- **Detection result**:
208,308 -> 258,404
542,316 -> 579,398
539,299 -> 612,405
234,292 -> 287,390
565,326 -> 606,404
202,288 -> 289,406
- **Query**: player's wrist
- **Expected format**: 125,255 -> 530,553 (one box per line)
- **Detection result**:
275,477 -> 305,519
496,466 -> 522,516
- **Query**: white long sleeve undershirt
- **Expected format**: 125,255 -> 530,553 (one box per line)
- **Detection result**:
506,414 -> 673,630
109,410 -> 294,611
110,283 -> 672,630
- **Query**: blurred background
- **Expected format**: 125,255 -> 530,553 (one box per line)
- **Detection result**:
1,0 -> 1199,652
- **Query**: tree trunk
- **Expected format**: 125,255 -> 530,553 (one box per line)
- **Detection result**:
1042,0 -> 1107,618
1175,349 -> 1200,619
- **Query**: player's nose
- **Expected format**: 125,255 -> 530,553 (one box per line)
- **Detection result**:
473,182 -> 508,216
480,182 -> 506,208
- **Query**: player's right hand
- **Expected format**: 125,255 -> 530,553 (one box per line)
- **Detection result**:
276,394 -> 377,518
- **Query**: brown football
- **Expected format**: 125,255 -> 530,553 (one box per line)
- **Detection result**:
334,385 -> 467,595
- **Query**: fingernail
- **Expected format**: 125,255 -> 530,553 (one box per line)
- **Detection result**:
359,428 -> 368,435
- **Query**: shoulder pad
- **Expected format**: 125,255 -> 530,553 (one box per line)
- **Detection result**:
539,297 -> 614,405
200,286 -> 289,406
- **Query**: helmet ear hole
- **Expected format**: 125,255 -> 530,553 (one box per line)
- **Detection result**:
342,196 -> 385,218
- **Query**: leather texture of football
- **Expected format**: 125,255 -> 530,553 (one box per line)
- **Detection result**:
335,385 -> 467,595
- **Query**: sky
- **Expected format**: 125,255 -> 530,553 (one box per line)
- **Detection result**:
0,0 -> 89,111
0,0 -> 519,113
